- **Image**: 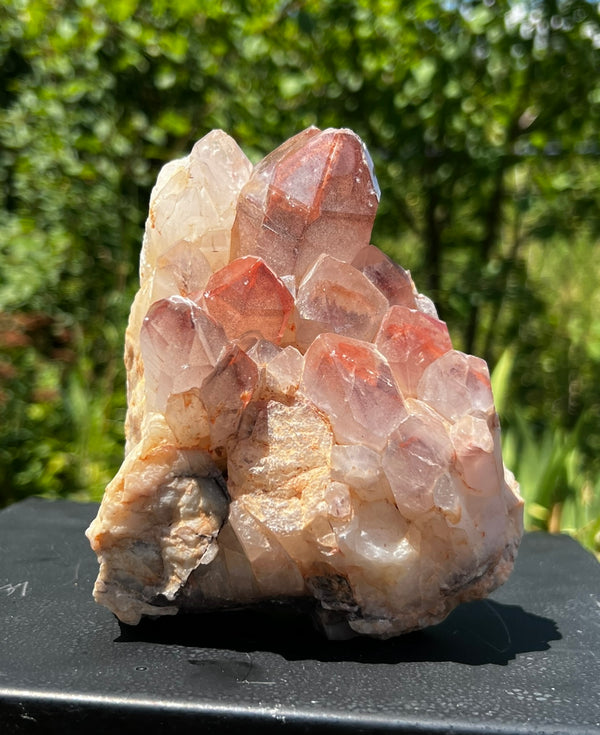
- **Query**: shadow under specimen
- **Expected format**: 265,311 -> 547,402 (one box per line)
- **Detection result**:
116,597 -> 561,667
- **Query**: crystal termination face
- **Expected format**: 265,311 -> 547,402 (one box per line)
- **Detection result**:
87,127 -> 523,639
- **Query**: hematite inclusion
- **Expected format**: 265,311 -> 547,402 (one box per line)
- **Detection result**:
87,127 -> 523,639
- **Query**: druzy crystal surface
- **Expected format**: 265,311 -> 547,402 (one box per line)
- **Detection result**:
87,127 -> 523,639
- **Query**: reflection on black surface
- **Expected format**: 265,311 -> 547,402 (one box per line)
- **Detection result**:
116,598 -> 561,667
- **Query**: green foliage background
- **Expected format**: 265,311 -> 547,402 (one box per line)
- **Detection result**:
1,0 -> 599,553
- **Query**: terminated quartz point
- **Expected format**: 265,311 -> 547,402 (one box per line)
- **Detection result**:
87,127 -> 523,639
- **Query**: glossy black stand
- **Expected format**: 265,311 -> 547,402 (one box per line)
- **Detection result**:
1,498 -> 599,733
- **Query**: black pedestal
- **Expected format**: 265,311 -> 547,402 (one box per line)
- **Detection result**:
1,498 -> 599,733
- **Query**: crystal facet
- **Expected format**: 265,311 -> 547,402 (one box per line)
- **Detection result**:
202,255 -> 294,343
295,254 -> 389,349
87,127 -> 523,639
230,127 -> 380,282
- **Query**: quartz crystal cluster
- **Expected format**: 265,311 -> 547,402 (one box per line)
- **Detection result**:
87,127 -> 523,639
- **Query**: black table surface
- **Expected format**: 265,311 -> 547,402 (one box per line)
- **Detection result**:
1,498 -> 599,734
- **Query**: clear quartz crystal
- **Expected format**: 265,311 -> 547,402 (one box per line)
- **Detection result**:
352,245 -> 417,308
140,296 -> 227,413
295,253 -> 389,350
141,130 -> 253,281
231,127 -> 380,281
202,255 -> 294,343
300,332 -> 407,451
375,305 -> 453,396
87,126 -> 523,639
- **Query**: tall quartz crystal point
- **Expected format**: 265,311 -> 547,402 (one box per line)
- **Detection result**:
230,127 -> 380,282
87,127 -> 523,639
